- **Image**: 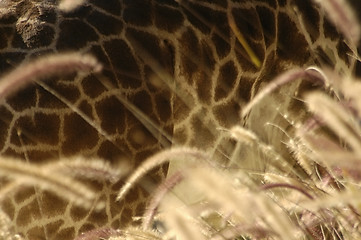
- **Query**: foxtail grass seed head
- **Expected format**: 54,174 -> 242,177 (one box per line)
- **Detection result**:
116,147 -> 210,201
58,0 -> 87,12
306,92 -> 361,153
44,156 -> 128,183
0,53 -> 102,99
1,1 -> 361,239
0,156 -> 98,209
230,126 -> 258,145
162,199 -> 207,240
313,0 -> 361,46
108,227 -> 162,240
241,68 -> 325,117
142,171 -> 184,230
74,228 -> 120,240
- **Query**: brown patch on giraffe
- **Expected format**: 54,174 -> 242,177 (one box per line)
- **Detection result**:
159,39 -> 176,77
70,205 -> 89,222
173,94 -> 193,123
81,75 -> 107,99
120,205 -> 140,226
16,199 -> 41,227
0,27 -> 13,49
57,19 -> 98,50
62,113 -> 99,155
236,76 -> 253,102
173,126 -> 188,145
95,96 -> 126,135
189,114 -> 216,149
257,0 -> 277,8
144,66 -> 168,92
26,226 -> 46,240
53,227 -> 75,240
0,106 -> 13,150
1,198 -> 15,220
14,187 -> 35,204
0,52 -> 27,72
213,100 -> 240,128
120,207 -> 132,225
74,219 -> 108,238
194,40 -> 216,104
179,27 -> 200,56
45,80 -> 81,104
124,186 -> 140,203
315,46 -> 336,67
135,201 -> 146,218
27,150 -> 59,163
231,6 -> 264,73
78,100 -> 94,120
109,193 -> 124,217
98,140 -> 130,164
323,18 -> 340,41
211,33 -> 231,59
215,60 -> 238,101
256,6 -> 276,48
11,30 -> 28,49
78,223 -> 96,236
87,10 -> 123,36
277,12 -> 310,64
236,42 -> 264,72
2,149 -> 23,160
12,113 -> 60,147
184,2 -> 229,36
123,0 -> 152,27
99,70 -> 125,91
179,28 -> 201,86
7,86 -> 37,111
90,45 -> 111,69
37,86 -> 67,109
39,191 -> 68,217
251,51 -> 286,94
126,29 -> 176,78
103,39 -> 142,89
195,71 -> 212,104
337,40 -> 352,66
92,0 -> 122,15
182,3 -> 210,35
127,124 -> 157,151
293,0 -> 321,43
87,179 -> 104,192
155,92 -> 172,122
130,91 -> 154,117
45,220 -> 64,239
232,8 -> 263,42
278,0 -> 287,7
88,207 -> 108,226
154,4 -> 184,32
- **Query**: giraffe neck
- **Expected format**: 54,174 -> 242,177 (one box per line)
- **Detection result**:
0,0 -> 357,239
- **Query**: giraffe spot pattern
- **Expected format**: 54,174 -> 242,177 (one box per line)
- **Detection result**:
0,0 -> 357,239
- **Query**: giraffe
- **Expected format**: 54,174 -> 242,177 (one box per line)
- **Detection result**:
0,0 -> 359,239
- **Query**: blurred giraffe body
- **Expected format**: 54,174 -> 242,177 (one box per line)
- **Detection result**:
0,0 -> 357,239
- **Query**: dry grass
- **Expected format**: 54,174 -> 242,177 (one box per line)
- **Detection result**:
0,0 -> 361,240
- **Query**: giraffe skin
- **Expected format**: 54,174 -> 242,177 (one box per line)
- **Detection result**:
0,0 -> 359,239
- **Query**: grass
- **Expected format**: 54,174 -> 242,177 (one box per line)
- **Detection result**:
0,0 -> 361,239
